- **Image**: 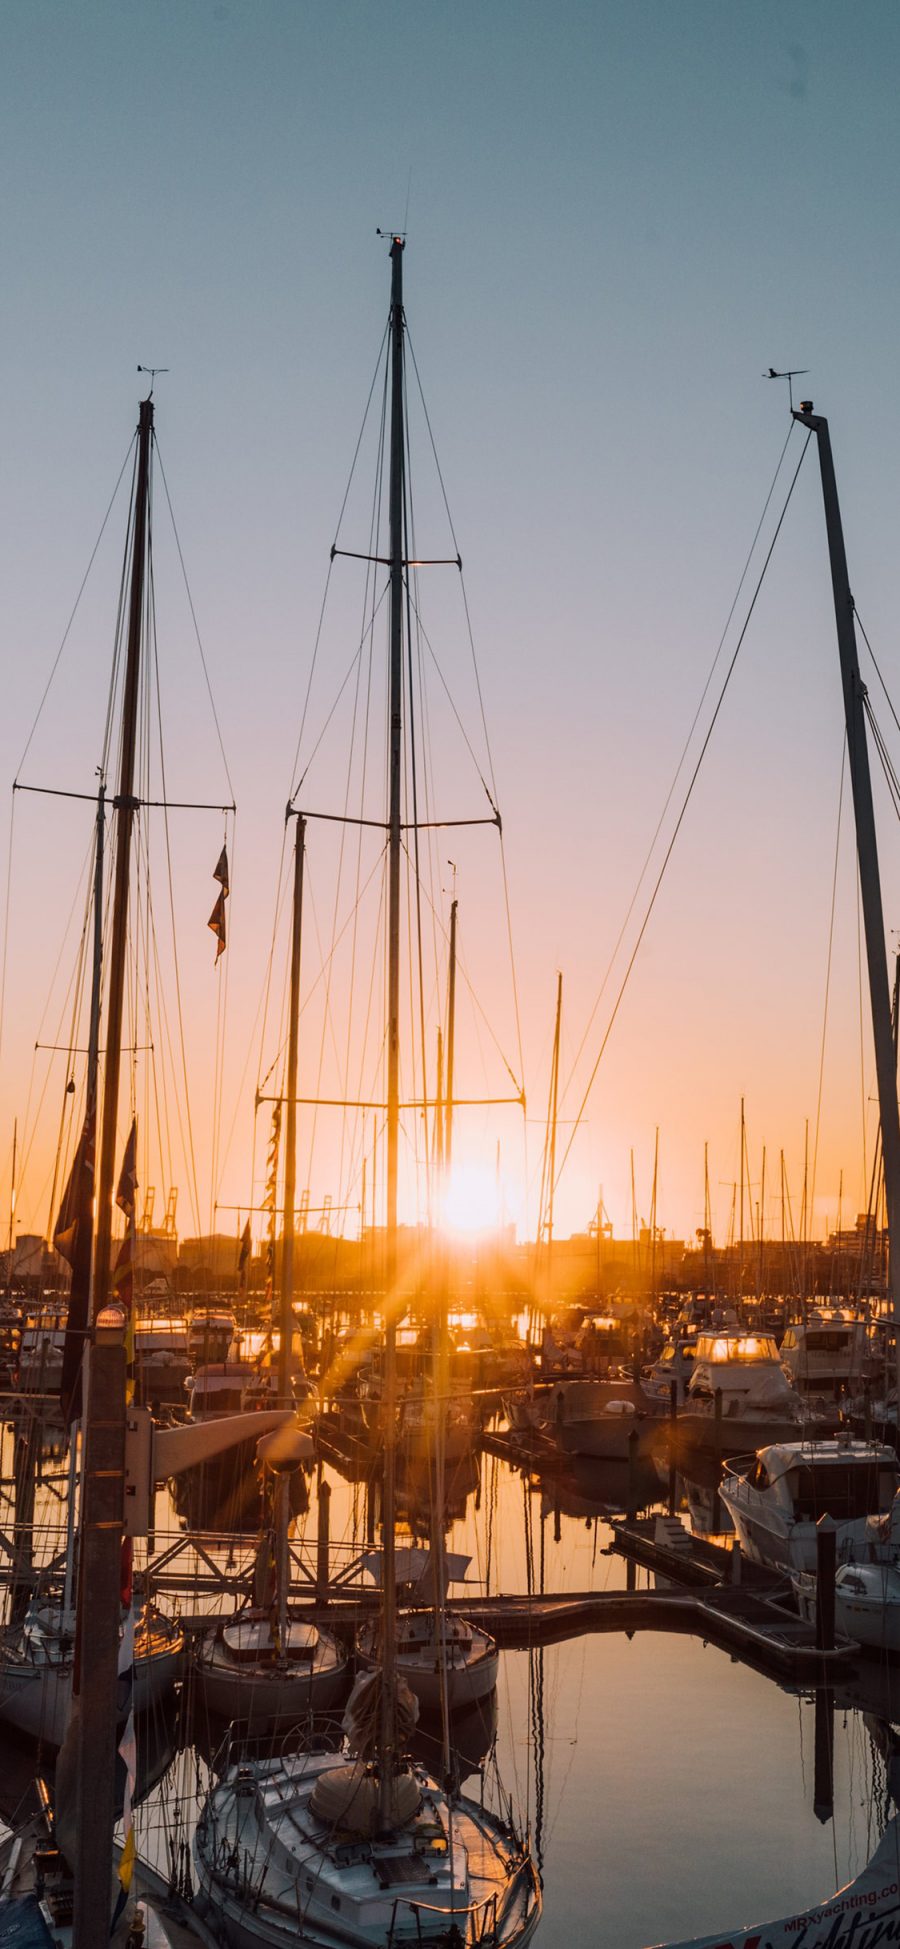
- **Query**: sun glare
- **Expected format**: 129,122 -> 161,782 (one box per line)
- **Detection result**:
439,1162 -> 502,1239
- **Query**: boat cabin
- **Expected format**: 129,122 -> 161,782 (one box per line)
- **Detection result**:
687,1331 -> 798,1415
745,1441 -> 898,1523
187,1309 -> 237,1365
644,1338 -> 697,1405
780,1314 -> 881,1392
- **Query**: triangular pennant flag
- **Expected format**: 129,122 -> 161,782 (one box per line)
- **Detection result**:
115,1119 -> 137,1221
208,888 -> 227,961
56,1104 -> 96,1427
113,1120 -> 137,1403
238,1218 -> 251,1291
213,844 -> 230,895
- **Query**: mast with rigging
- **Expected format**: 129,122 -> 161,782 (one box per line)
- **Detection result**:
74,394 -> 153,1944
379,230 -> 406,1820
793,404 -> 900,1358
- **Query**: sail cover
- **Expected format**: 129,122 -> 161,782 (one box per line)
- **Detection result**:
362,1547 -> 471,1597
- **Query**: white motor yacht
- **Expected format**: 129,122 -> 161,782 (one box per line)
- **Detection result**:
669,1330 -> 808,1455
780,1311 -> 882,1393
719,1438 -> 899,1571
643,1338 -> 697,1408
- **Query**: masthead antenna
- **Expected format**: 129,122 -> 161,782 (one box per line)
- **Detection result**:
137,364 -> 169,398
764,367 -> 809,413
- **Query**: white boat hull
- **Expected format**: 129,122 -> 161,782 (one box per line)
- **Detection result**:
356,1622 -> 499,1712
647,1811 -> 900,1949
194,1751 -> 542,1949
0,1634 -> 182,1747
795,1562 -> 900,1653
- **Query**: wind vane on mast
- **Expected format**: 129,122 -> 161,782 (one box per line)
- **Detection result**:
764,366 -> 809,412
136,364 -> 169,397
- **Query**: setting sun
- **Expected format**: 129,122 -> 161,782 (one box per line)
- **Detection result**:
439,1162 -> 503,1239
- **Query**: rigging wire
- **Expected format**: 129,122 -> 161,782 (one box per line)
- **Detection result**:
14,436 -> 136,782
288,321 -> 390,797
553,429 -> 812,1198
154,443 -> 236,805
560,419 -> 799,1109
146,461 -> 203,1232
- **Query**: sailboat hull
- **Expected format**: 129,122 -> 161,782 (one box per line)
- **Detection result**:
194,1751 -> 542,1949
355,1620 -> 499,1712
0,1627 -> 182,1748
193,1617 -> 349,1731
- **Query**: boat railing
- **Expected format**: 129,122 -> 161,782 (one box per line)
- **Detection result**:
386,1889 -> 499,1947
215,1712 -> 345,1775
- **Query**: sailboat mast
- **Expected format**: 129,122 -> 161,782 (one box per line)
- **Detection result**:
380,232 -> 406,1811
6,1120 -> 15,1288
445,895 -> 458,1174
650,1126 -> 659,1303
793,407 -> 900,1345
703,1140 -> 711,1291
739,1096 -> 745,1309
281,814 -> 306,1403
546,973 -> 562,1253
75,394 -> 152,1946
87,786 -> 105,1108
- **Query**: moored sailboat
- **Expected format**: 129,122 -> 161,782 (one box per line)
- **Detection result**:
194,234 -> 541,1949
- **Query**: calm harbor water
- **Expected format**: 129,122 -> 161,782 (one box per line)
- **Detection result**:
1,1426 -> 898,1947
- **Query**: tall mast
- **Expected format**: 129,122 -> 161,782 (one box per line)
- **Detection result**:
75,394 -> 152,1945
380,232 -> 406,1815
280,815 -> 306,1404
435,1028 -> 444,1174
793,406 -> 900,1346
87,787 -> 105,1109
650,1126 -> 659,1302
739,1096 -> 745,1310
445,895 -> 458,1174
703,1140 -> 711,1291
6,1120 -> 15,1290
758,1144 -> 766,1302
274,813 -> 306,1656
546,973 -> 562,1254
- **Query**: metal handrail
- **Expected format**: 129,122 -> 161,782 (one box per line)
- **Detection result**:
386,1888 -> 499,1947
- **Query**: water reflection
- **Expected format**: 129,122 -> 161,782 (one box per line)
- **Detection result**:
1,1421 -> 900,1947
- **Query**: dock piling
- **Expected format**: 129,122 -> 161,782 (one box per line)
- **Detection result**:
668,1381 -> 678,1516
815,1515 -> 837,1652
316,1474 -> 332,1604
